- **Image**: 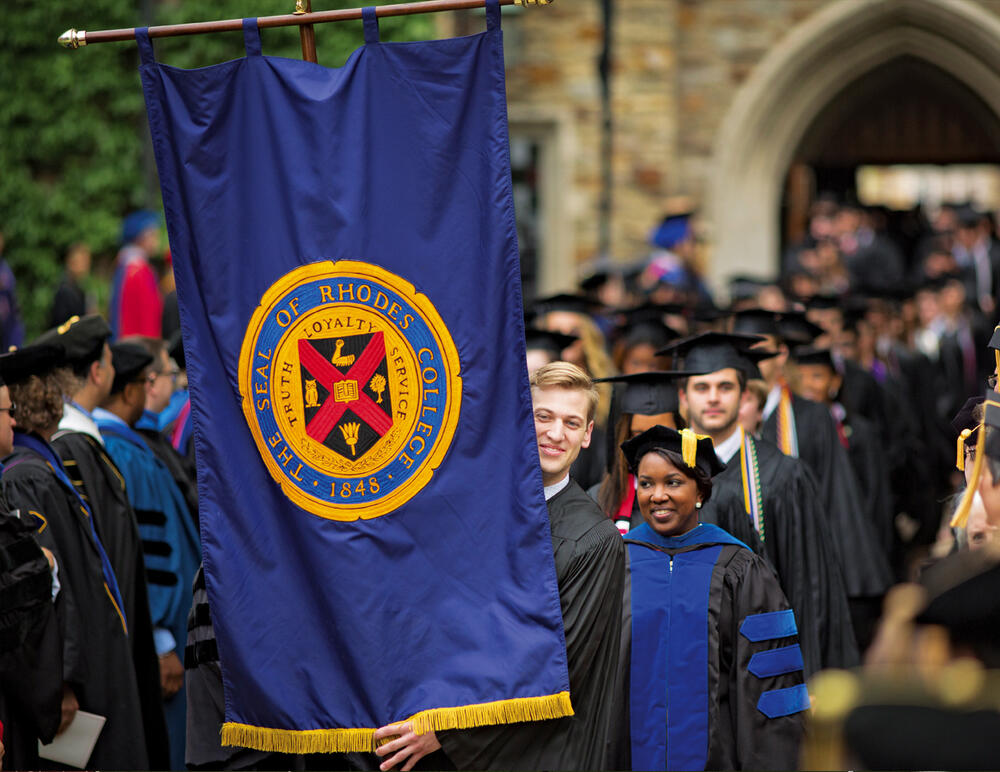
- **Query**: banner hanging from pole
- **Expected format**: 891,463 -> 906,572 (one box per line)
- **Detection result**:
138,0 -> 572,753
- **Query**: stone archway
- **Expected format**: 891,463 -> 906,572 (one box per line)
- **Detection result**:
707,0 -> 1000,293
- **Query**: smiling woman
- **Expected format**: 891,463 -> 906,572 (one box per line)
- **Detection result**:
613,426 -> 809,771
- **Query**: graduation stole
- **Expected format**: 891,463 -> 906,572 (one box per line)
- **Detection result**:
739,428 -> 765,541
614,475 -> 636,535
775,381 -> 799,457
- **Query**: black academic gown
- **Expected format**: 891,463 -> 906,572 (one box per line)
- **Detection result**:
52,426 -> 171,769
613,523 -> 806,771
438,479 -> 625,771
763,392 -> 893,599
701,435 -> 859,674
840,412 -> 894,560
1,436 -> 149,770
0,509 -> 62,771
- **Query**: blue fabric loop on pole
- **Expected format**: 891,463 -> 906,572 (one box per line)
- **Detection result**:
486,0 -> 500,30
135,27 -> 155,66
739,608 -> 798,642
757,684 -> 811,718
362,7 -> 380,44
243,18 -> 262,57
747,644 -> 804,679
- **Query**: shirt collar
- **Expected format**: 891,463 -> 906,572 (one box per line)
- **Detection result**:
713,426 -> 742,464
544,475 -> 570,501
57,401 -> 105,445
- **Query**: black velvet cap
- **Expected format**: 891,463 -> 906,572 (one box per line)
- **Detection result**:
728,275 -> 776,302
989,324 -> 1000,352
658,331 -> 772,379
952,396 -> 984,441
916,560 -> 1000,661
524,327 -> 577,356
0,343 -> 65,386
792,345 -> 836,370
594,371 -> 696,416
778,311 -> 825,345
804,292 -> 843,311
620,425 -> 725,478
110,342 -> 154,395
35,314 -> 111,368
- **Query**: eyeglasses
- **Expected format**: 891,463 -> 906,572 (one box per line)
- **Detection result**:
145,368 -> 180,385
0,403 -> 16,418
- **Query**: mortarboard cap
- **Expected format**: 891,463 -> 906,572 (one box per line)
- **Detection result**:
658,331 -> 773,380
731,308 -> 782,338
952,396 -> 984,471
728,275 -> 776,303
0,343 -> 65,387
110,342 -> 154,395
649,213 -> 694,251
620,425 -> 725,481
530,293 -> 600,318
35,314 -> 111,369
614,303 -> 687,330
120,210 -> 160,245
791,345 -> 836,370
915,558 -> 1000,666
524,327 -> 577,356
983,397 -> 1000,463
594,371 -> 697,416
778,310 -> 825,345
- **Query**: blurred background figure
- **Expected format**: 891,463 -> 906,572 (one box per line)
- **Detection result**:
49,242 -> 95,328
0,232 -> 24,352
110,211 -> 163,340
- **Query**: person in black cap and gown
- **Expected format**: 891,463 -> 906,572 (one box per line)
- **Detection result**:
663,332 -> 859,674
37,315 -> 170,768
0,342 -> 149,769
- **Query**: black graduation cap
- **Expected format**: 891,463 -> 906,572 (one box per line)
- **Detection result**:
35,314 -> 111,368
594,371 -> 697,416
805,293 -> 846,311
524,327 -> 577,356
657,331 -> 772,380
989,324 -> 1000,352
649,212 -> 694,250
110,342 -> 154,395
915,559 -> 1000,667
791,345 -> 836,370
0,342 -> 66,386
530,293 -> 600,318
620,425 -> 725,479
730,308 -> 782,338
955,204 -> 984,230
778,310 -> 825,346
983,397 -> 1000,463
728,275 -> 776,303
952,396 -> 984,440
614,303 -> 687,330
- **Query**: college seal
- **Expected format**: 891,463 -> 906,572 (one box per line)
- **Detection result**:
238,261 -> 462,520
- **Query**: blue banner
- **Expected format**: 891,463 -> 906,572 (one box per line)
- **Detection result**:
138,2 -> 572,752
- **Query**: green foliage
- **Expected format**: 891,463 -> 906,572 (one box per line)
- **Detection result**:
0,0 -> 433,338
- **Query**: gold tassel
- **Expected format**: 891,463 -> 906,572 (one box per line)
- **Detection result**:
951,422 -> 986,528
995,349 -> 999,386
220,692 -> 574,753
957,428 -> 973,471
681,428 -> 709,469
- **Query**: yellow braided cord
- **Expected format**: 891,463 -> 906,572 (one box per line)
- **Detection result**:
221,692 -> 574,753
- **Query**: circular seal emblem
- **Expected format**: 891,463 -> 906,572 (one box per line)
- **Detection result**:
238,261 -> 462,520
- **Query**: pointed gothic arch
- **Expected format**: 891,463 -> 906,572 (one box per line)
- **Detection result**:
707,0 -> 1000,291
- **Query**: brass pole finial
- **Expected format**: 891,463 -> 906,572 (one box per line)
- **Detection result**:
58,29 -> 87,49
294,0 -> 308,14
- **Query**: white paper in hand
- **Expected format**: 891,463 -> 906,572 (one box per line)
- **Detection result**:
38,710 -> 106,768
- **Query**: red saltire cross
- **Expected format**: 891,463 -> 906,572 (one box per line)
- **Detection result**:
297,333 -> 392,444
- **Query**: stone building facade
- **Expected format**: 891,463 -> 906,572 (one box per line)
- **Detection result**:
445,0 -> 1000,297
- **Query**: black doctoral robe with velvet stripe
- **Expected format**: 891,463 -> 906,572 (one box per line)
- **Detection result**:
437,479 -> 625,771
613,523 -> 806,771
700,435 -> 859,674
1,438 -> 149,770
52,428 -> 170,769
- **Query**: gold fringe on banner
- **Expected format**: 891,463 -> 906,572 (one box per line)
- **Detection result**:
221,691 -> 574,753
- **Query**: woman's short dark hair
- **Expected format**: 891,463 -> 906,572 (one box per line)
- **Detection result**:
639,447 -> 714,505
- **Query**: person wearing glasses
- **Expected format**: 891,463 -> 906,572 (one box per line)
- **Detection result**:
94,342 -> 200,771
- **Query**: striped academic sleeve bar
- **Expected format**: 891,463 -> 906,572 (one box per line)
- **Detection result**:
747,644 -> 804,678
739,609 -> 798,642
757,684 -> 811,718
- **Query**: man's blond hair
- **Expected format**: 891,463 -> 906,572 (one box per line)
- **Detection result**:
530,361 -> 599,423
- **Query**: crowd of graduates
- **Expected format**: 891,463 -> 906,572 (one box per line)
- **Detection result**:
1,195 -> 1000,771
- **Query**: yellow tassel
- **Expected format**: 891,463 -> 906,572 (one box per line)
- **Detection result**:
680,428 -> 709,469
220,692 -> 574,753
995,349 -> 999,385
951,423 -> 986,528
957,428 -> 973,471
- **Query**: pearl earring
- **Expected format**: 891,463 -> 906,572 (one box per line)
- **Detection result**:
695,501 -> 702,509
